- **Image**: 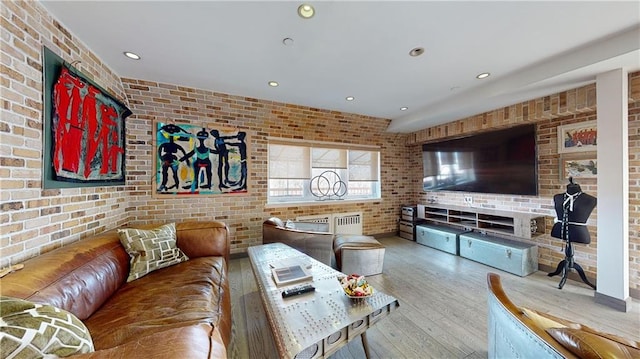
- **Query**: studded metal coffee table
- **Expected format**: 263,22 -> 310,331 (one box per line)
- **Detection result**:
248,242 -> 399,359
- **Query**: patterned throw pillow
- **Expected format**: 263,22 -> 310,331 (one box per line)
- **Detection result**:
118,223 -> 189,282
0,296 -> 94,358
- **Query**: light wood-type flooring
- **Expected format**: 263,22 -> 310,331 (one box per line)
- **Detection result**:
228,236 -> 639,359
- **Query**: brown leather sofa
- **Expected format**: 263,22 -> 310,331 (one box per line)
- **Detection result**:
263,217 -> 334,266
487,273 -> 639,359
0,221 -> 231,358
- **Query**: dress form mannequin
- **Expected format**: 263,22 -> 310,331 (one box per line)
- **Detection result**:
547,178 -> 597,289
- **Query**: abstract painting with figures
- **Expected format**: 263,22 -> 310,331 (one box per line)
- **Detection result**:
153,120 -> 248,197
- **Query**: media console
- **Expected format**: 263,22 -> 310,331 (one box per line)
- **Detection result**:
417,204 -> 546,239
416,204 -> 546,276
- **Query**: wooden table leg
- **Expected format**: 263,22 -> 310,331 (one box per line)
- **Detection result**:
361,331 -> 371,359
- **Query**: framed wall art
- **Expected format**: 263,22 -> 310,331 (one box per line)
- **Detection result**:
42,46 -> 132,189
153,120 -> 248,197
560,155 -> 597,180
557,120 -> 597,154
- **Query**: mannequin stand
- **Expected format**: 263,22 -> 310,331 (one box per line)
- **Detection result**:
547,240 -> 596,290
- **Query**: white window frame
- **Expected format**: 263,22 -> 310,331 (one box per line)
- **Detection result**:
268,138 -> 381,204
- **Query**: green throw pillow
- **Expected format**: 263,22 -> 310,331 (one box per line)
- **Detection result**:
118,222 -> 189,282
0,296 -> 94,358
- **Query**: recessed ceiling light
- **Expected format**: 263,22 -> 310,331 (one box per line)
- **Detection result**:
345,96 -> 355,101
409,47 -> 425,57
298,4 -> 315,19
400,107 -> 408,111
268,81 -> 279,87
282,37 -> 294,46
476,72 -> 490,79
123,51 -> 140,60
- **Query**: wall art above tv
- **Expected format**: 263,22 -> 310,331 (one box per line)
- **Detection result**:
422,124 -> 538,196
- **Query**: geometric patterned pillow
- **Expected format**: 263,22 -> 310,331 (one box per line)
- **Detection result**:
117,223 -> 189,282
0,296 -> 94,358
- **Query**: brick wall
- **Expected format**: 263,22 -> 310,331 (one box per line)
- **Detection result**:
410,75 -> 640,295
122,79 -> 411,253
2,1 -> 638,296
0,1 -> 130,267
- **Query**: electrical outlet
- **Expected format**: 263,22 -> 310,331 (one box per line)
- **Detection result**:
464,196 -> 473,205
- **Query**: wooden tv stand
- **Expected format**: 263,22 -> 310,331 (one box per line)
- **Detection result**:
417,204 -> 545,276
417,204 -> 546,240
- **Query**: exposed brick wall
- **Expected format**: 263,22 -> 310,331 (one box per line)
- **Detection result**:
410,75 -> 640,294
121,79 -> 411,253
2,1 -> 638,297
0,1 -> 130,267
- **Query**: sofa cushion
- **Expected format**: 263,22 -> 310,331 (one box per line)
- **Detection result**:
175,221 -> 230,261
118,223 -> 189,282
83,256 -> 228,350
522,307 -> 640,350
0,296 -> 94,358
0,232 -> 130,321
69,324 -> 226,359
547,327 -> 640,359
578,325 -> 640,350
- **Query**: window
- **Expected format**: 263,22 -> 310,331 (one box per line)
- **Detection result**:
268,139 -> 380,204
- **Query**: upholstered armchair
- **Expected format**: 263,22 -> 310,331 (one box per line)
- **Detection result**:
262,217 -> 335,266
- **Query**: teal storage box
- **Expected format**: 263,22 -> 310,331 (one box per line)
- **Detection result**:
416,224 -> 467,255
459,232 -> 538,277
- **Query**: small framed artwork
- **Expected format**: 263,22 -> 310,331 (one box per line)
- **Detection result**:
557,120 -> 597,154
560,155 -> 597,180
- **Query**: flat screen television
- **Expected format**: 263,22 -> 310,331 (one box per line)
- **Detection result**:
422,124 -> 538,195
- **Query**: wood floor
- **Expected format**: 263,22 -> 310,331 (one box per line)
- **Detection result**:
227,236 -> 640,359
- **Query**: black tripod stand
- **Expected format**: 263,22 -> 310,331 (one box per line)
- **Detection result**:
547,240 -> 596,290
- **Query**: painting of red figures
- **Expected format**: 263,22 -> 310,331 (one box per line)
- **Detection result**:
154,121 -> 248,196
557,120 -> 597,154
43,46 -> 131,188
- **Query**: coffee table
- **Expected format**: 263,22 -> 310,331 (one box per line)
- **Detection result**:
248,242 -> 399,359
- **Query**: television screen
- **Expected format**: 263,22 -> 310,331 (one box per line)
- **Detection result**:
422,124 -> 538,195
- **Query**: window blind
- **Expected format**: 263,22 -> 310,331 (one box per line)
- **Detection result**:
348,150 -> 379,181
312,148 -> 347,169
269,144 -> 311,179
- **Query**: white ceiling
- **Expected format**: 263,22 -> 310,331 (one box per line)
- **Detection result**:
41,1 -> 640,133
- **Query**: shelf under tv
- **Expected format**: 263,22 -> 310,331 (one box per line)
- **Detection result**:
417,204 -> 546,240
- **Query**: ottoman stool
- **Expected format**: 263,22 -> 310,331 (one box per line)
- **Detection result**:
334,235 -> 385,276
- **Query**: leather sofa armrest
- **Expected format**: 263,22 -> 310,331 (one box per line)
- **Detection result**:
176,221 -> 230,263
